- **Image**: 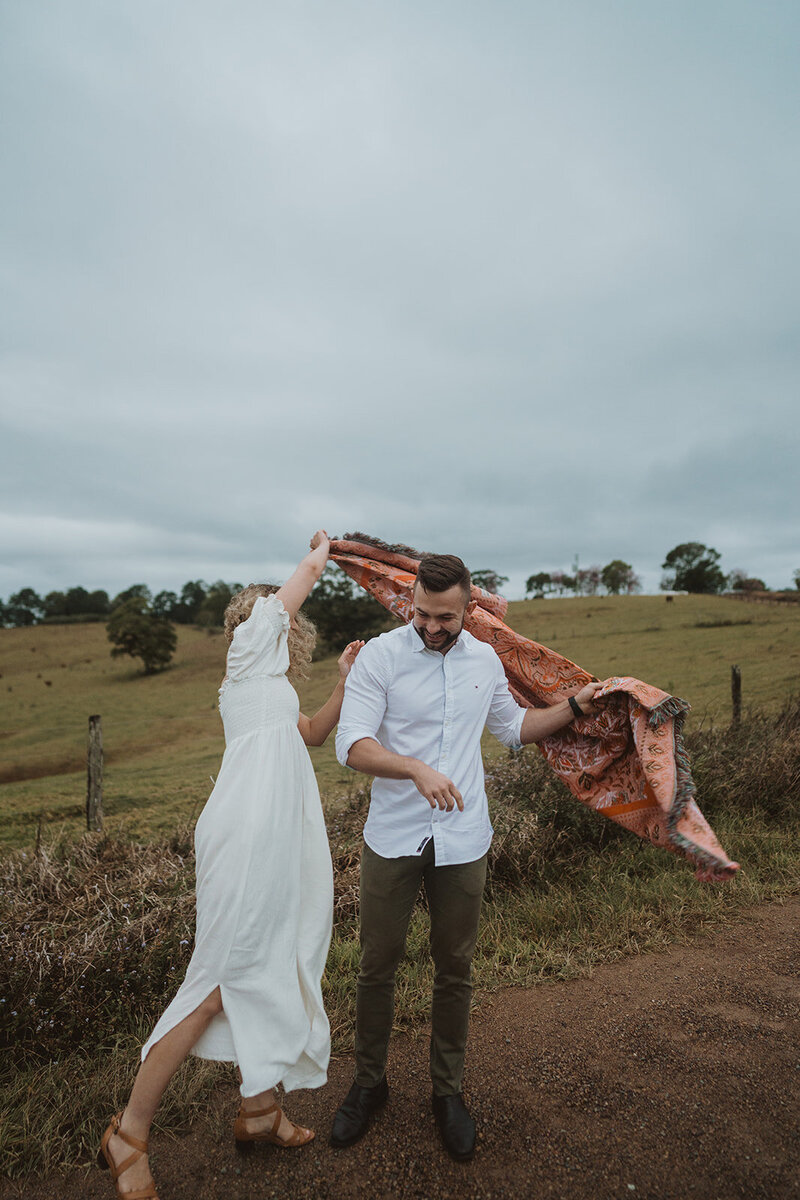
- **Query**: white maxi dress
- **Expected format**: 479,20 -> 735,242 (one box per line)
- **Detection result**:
141,594 -> 334,1096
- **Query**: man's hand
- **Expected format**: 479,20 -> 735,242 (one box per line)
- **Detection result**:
520,679 -> 609,744
337,640 -> 365,681
410,763 -> 464,812
573,680 -> 604,715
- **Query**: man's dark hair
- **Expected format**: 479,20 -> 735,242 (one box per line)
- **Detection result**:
415,555 -> 471,603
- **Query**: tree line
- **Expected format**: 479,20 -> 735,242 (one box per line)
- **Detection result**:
526,543 -> 800,599
0,579 -> 243,629
3,543 -> 798,629
526,560 -> 642,598
3,546 -> 798,676
0,569 -> 392,676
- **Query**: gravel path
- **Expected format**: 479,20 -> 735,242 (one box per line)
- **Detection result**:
4,896 -> 798,1200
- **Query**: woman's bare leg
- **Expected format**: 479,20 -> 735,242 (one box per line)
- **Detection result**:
238,1089 -> 313,1142
104,988 -> 223,1194
235,1066 -> 313,1142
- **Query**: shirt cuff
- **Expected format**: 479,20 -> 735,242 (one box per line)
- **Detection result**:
335,729 -> 379,769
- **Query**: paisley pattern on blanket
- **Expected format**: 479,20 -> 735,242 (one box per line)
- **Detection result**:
330,535 -> 739,883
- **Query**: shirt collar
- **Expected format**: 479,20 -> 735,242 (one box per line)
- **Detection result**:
408,622 -> 471,655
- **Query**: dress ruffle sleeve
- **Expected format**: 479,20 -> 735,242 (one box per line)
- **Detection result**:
225,594 -> 291,681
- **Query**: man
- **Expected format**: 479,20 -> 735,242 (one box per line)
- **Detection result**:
331,554 -> 601,1160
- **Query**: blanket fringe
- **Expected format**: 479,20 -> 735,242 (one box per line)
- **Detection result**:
343,531 -> 424,558
666,708 -> 737,881
648,695 -> 691,728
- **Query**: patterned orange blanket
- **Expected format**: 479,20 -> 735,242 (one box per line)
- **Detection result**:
330,534 -> 739,883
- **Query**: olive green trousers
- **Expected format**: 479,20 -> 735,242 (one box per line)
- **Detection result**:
355,839 -> 488,1097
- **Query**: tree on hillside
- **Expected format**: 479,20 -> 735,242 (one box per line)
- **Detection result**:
43,590 -> 68,619
729,569 -> 767,594
111,584 -> 152,610
525,572 -> 552,598
173,580 -> 208,623
470,569 -> 509,595
41,587 -> 110,622
601,560 -> 641,595
793,569 -> 800,591
661,543 -> 726,594
4,588 -> 45,626
106,598 -> 177,674
549,571 -> 576,596
574,566 -> 602,596
66,587 -> 109,615
88,589 -> 111,614
197,580 -> 243,627
64,586 -> 91,615
68,586 -> 110,615
152,590 -> 179,619
303,566 -> 391,652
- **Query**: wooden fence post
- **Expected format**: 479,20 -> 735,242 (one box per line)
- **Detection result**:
731,665 -> 742,727
87,714 -> 103,831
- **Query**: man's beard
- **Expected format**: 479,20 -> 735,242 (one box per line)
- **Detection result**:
413,622 -> 462,652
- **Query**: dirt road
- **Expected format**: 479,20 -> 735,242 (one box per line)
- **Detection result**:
4,896 -> 798,1200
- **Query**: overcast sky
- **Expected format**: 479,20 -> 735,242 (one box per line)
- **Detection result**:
2,1 -> 798,601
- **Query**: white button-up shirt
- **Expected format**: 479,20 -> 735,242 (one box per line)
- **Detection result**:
335,622 -> 527,865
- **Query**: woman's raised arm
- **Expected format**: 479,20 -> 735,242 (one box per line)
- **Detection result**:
275,530 -> 330,620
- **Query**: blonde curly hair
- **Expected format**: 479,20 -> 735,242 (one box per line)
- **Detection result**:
223,584 -> 317,681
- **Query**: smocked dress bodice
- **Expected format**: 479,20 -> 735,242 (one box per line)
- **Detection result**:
220,673 -> 300,743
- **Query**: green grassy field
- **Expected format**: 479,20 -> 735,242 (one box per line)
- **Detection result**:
1,593 -> 798,851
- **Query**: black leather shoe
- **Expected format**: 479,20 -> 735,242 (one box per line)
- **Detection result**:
432,1092 -> 476,1161
330,1077 -> 389,1148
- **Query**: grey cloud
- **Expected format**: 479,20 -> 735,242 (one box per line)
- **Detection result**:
2,1 -> 798,600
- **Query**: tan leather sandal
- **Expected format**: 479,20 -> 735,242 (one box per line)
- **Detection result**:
233,1100 -> 315,1150
98,1111 -> 160,1199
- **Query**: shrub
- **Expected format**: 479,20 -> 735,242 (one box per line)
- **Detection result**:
685,697 -> 800,822
485,749 -> 626,894
0,830 -> 196,1065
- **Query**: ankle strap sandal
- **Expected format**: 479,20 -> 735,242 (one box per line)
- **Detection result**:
98,1112 -> 160,1199
234,1100 -> 315,1149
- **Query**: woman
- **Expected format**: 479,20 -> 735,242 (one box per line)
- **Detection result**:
99,531 -> 362,1199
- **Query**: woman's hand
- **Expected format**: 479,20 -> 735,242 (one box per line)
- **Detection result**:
338,640 -> 365,681
299,637 -> 364,746
310,529 -> 330,553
